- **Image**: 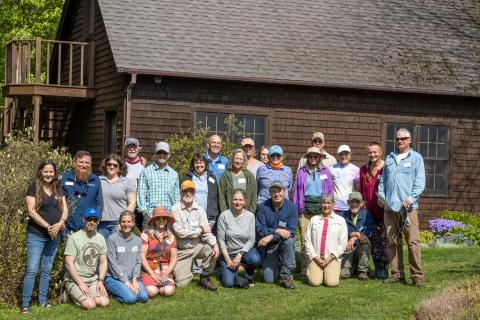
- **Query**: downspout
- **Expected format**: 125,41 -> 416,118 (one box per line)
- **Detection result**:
123,73 -> 137,157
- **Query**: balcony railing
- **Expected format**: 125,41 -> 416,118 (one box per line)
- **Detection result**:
4,37 -> 93,88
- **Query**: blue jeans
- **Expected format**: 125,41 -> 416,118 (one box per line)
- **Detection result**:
22,232 -> 60,307
219,247 -> 261,288
98,220 -> 118,240
105,276 -> 148,304
261,237 -> 296,283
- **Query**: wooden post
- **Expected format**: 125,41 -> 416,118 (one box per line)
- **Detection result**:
88,41 -> 95,87
46,42 -> 50,84
35,37 -> 41,83
57,43 -> 62,85
80,44 -> 84,86
69,43 -> 73,86
33,96 -> 41,142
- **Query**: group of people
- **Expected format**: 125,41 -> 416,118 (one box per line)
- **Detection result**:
20,128 -> 426,314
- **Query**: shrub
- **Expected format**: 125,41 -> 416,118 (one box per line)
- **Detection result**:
0,128 -> 72,306
441,210 -> 480,229
420,231 -> 435,244
429,219 -> 466,234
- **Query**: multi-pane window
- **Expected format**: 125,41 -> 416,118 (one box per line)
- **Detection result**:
385,123 -> 449,196
195,112 -> 267,148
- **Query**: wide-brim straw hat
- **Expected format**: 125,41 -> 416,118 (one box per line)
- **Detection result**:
147,207 -> 175,226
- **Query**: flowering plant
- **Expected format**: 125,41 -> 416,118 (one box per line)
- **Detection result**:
429,219 -> 466,234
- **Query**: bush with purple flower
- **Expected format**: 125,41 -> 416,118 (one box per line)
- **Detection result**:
429,219 -> 466,235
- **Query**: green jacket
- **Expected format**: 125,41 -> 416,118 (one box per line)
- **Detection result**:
219,170 -> 257,213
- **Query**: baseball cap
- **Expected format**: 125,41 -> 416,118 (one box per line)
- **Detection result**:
155,141 -> 170,153
311,132 -> 325,141
124,137 -> 139,147
269,180 -> 285,190
337,145 -> 351,154
83,208 -> 101,219
180,180 -> 196,191
268,145 -> 284,156
348,191 -> 363,202
241,138 -> 255,147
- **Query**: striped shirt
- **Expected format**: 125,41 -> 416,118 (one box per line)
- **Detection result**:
136,163 -> 180,216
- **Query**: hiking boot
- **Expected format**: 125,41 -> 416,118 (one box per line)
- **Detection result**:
280,278 -> 295,289
358,272 -> 369,281
200,276 -> 217,291
413,278 -> 425,288
379,262 -> 389,280
383,275 -> 406,284
246,277 -> 255,288
235,276 -> 250,289
39,303 -> 52,308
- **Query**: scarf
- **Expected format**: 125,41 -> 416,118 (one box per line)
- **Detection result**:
124,157 -> 141,164
269,161 -> 283,170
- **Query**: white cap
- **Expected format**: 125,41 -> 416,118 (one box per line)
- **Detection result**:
337,144 -> 351,154
155,141 -> 170,153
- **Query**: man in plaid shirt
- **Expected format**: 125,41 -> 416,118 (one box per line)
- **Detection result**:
136,142 -> 180,228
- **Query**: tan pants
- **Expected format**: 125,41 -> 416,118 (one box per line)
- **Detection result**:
299,213 -> 315,273
384,209 -> 423,280
306,259 -> 341,287
174,243 -> 217,286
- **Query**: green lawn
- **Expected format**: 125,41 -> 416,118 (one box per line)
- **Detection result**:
1,247 -> 478,320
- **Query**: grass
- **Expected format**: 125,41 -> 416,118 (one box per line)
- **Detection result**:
0,246 -> 478,320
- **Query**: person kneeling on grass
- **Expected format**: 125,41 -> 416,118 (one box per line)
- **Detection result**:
140,207 -> 177,298
105,210 -> 148,304
217,189 -> 260,288
64,208 -> 109,310
340,192 -> 373,281
304,194 -> 348,287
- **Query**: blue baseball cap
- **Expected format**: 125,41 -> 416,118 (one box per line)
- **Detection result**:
268,145 -> 284,156
83,208 -> 101,219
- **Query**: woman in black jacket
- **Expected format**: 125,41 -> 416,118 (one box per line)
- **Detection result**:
180,153 -> 219,226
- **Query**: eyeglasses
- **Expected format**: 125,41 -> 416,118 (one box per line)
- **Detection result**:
307,154 -> 320,159
313,139 -> 323,144
107,162 -> 119,168
85,217 -> 99,223
270,154 -> 282,158
396,137 -> 410,141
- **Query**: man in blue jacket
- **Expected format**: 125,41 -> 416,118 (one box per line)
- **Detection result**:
62,151 -> 103,233
256,180 -> 298,289
341,192 -> 373,280
378,128 -> 425,288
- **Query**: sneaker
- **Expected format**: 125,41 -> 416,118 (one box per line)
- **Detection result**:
39,303 -> 52,308
199,276 -> 218,291
383,275 -> 406,284
20,307 -> 29,315
358,272 -> 369,281
280,278 -> 295,290
235,276 -> 250,289
246,278 -> 255,288
413,278 -> 425,288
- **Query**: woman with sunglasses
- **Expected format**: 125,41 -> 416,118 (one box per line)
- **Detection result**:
21,159 -> 68,314
256,145 -> 293,204
98,154 -> 136,239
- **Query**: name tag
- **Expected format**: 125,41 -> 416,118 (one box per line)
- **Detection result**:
208,177 -> 215,184
218,164 -> 226,170
131,246 -> 138,252
117,247 -> 125,253
65,181 -> 74,186
320,174 -> 328,180
279,221 -> 287,228
403,162 -> 411,168
87,183 -> 96,187
238,178 -> 246,184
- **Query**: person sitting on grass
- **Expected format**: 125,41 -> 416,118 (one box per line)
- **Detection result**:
256,180 -> 298,289
304,194 -> 348,287
340,192 -> 373,281
140,207 -> 177,298
216,189 -> 260,288
64,208 -> 109,310
105,210 -> 148,304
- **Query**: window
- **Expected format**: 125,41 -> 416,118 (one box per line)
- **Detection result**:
195,112 -> 267,148
105,111 -> 117,154
385,123 -> 449,196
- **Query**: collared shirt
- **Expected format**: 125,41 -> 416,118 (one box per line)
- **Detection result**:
192,172 -> 209,211
256,163 -> 293,204
304,213 -> 348,261
378,150 -> 425,212
255,198 -> 298,245
171,201 -> 216,249
342,208 -> 373,239
204,152 -> 230,180
136,163 -> 179,216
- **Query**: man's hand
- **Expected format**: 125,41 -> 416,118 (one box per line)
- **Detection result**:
132,278 -> 140,294
402,198 -> 412,209
97,280 -> 108,297
202,224 -> 212,234
346,238 -> 356,251
258,234 -> 273,247
359,234 -> 369,245
212,244 -> 220,259
377,199 -> 385,208
275,228 -> 291,239
79,282 -> 92,297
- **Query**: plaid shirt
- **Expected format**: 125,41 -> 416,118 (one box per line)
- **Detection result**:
136,163 -> 180,216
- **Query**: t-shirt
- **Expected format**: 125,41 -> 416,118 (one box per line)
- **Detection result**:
26,183 -> 63,238
329,163 -> 360,211
100,176 -> 135,221
64,229 -> 107,279
126,162 -> 145,186
216,209 -> 256,254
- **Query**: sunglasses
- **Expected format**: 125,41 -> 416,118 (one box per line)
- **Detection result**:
107,162 -> 119,168
396,137 -> 410,141
270,153 -> 282,158
85,217 -> 99,223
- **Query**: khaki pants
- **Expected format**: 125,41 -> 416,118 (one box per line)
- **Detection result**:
174,243 -> 217,286
299,213 -> 315,273
306,259 -> 341,287
384,209 -> 423,280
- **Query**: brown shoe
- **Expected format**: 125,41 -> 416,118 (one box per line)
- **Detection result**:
413,278 -> 424,288
200,276 -> 217,291
383,275 -> 406,284
280,278 -> 295,289
358,272 -> 369,281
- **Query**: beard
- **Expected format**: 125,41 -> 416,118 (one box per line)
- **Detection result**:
75,167 -> 92,183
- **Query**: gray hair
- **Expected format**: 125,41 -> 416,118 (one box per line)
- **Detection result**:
230,148 -> 247,169
321,193 -> 334,203
396,128 -> 411,138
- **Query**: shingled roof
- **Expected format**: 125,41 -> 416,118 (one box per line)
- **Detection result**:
96,0 -> 480,96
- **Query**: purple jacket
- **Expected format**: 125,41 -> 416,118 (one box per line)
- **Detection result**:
293,166 -> 334,213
